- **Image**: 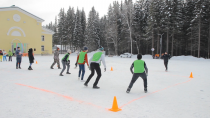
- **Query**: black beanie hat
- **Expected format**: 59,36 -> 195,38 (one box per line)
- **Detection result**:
137,54 -> 142,59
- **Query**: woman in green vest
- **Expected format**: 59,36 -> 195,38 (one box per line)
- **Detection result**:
84,46 -> 106,89
76,47 -> 89,81
8,50 -> 13,62
126,54 -> 148,93
60,49 -> 71,76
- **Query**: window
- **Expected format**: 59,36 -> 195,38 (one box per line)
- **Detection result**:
42,35 -> 45,41
41,46 -> 44,51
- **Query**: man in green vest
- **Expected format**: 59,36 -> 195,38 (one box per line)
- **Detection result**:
8,50 -> 13,62
60,49 -> 71,76
76,47 -> 89,81
126,54 -> 148,93
84,46 -> 106,89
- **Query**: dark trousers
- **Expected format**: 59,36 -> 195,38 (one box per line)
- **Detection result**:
78,64 -> 85,80
164,61 -> 168,70
85,63 -> 101,86
60,61 -> 70,74
9,56 -> 12,61
51,59 -> 60,68
128,73 -> 147,89
16,58 -> 21,67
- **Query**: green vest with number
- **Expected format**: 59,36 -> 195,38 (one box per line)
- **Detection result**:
78,51 -> 87,63
92,52 -> 103,61
134,60 -> 145,73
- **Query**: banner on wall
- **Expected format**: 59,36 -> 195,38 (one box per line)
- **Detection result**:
12,43 -> 27,53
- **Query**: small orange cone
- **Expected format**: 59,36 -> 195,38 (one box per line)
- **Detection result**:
36,61 -> 38,64
109,96 -> 121,112
189,72 -> 193,78
111,67 -> 113,71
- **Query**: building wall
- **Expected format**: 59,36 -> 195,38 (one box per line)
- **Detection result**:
0,10 -> 52,54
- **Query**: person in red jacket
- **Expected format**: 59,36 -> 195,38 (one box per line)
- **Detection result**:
76,47 -> 89,81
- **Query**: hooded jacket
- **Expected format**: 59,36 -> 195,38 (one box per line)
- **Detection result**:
28,48 -> 34,63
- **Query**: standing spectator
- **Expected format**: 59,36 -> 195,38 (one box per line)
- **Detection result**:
28,48 -> 34,70
0,50 -> 3,62
3,49 -> 7,61
162,52 -> 171,71
8,50 -> 13,62
50,47 -> 61,69
15,47 -> 22,69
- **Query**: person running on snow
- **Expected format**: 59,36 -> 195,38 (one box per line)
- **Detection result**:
8,50 -> 13,62
3,49 -> 7,61
51,47 -> 61,69
126,54 -> 148,93
76,47 -> 89,81
28,48 -> 34,70
0,50 -> 3,62
84,46 -> 106,89
162,52 -> 171,72
15,47 -> 22,69
60,49 -> 71,76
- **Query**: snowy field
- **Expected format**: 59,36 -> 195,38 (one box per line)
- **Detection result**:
0,53 -> 210,118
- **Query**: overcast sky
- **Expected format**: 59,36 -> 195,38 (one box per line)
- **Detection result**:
0,0 -> 123,25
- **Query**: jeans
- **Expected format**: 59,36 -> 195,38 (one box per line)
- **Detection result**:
128,73 -> 147,89
9,56 -> 12,61
16,58 -> 21,67
78,64 -> 85,80
30,63 -> 33,66
85,63 -> 101,86
51,59 -> 61,68
3,56 -> 7,61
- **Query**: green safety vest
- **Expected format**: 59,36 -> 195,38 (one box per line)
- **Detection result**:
134,60 -> 145,73
78,51 -> 87,63
8,52 -> 13,56
62,53 -> 70,61
92,52 -> 103,61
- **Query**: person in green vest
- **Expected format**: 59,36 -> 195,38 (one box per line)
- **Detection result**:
126,54 -> 148,93
8,50 -> 13,62
76,47 -> 89,81
84,46 -> 106,89
60,49 -> 71,76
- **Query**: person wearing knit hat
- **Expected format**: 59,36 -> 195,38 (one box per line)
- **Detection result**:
50,47 -> 61,69
60,49 -> 71,76
84,46 -> 106,89
76,47 -> 89,81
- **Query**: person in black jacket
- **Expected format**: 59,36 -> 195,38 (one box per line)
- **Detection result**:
28,48 -> 34,70
162,52 -> 171,71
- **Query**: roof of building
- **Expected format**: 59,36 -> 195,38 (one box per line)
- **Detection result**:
42,27 -> 55,34
0,5 -> 44,22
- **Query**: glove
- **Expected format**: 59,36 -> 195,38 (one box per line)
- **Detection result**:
75,62 -> 77,67
104,68 -> 106,72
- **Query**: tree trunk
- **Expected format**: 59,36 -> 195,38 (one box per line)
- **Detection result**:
152,28 -> 154,57
167,28 -> 169,52
198,15 -> 201,58
157,30 -> 159,55
171,32 -> 174,56
191,31 -> 193,55
208,21 -> 210,59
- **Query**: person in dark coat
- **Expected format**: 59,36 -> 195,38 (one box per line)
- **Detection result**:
28,48 -> 34,70
162,52 -> 171,71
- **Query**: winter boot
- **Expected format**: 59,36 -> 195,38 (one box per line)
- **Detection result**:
28,66 -> 31,70
126,88 -> 131,93
93,86 -> 100,89
51,67 -> 54,69
84,83 -> 88,87
59,74 -> 64,76
66,72 -> 71,74
144,88 -> 147,93
19,67 -> 21,69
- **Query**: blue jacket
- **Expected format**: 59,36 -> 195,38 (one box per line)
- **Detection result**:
16,50 -> 22,58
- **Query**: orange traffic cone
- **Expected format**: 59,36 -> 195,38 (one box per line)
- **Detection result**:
111,67 -> 113,71
36,61 -> 38,64
189,72 -> 193,78
109,96 -> 121,112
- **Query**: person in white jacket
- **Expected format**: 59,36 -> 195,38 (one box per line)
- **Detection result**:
3,49 -> 7,61
84,46 -> 106,89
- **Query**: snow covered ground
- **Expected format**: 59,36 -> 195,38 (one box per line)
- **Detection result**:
0,53 -> 210,118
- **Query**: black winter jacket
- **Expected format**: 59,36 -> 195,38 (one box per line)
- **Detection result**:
28,48 -> 34,63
